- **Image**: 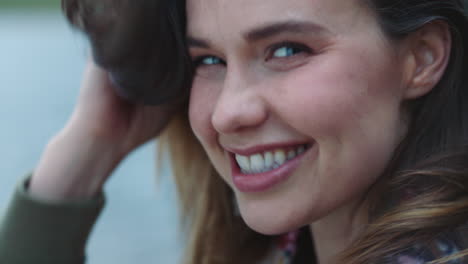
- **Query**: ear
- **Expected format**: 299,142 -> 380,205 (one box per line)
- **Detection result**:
402,21 -> 451,99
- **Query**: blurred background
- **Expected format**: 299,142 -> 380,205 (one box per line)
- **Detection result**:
0,1 -> 181,263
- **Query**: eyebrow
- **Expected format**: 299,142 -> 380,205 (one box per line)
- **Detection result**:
187,20 -> 329,49
244,20 -> 328,42
187,36 -> 210,49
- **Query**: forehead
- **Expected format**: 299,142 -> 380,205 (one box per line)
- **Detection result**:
186,0 -> 372,38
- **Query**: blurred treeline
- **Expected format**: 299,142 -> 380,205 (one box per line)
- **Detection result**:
1,0 -> 468,11
0,0 -> 59,9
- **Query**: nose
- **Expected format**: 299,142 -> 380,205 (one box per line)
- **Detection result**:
211,71 -> 268,134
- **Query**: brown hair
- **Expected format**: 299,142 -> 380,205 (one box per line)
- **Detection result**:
341,0 -> 468,262
62,0 -> 192,105
62,0 -> 468,263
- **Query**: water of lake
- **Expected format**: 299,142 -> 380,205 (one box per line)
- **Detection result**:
0,10 -> 181,263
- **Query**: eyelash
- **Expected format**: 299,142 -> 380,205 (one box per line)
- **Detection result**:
191,41 -> 313,68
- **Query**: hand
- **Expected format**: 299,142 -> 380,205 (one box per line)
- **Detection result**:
70,61 -> 176,157
30,61 -> 178,201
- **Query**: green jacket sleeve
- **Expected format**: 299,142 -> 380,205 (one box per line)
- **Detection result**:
0,176 -> 105,264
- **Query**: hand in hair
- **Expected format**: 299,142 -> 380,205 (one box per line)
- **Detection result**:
28,61 -> 177,202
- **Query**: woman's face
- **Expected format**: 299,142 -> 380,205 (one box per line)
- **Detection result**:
187,0 -> 410,234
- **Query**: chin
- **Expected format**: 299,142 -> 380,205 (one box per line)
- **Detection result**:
238,203 -> 310,235
243,217 -> 295,235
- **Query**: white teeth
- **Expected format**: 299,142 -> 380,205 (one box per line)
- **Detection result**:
250,154 -> 264,173
235,144 -> 309,174
264,151 -> 273,168
274,150 -> 286,165
235,155 -> 250,172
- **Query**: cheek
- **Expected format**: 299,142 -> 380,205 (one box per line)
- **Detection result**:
268,50 -> 405,184
271,50 -> 403,138
188,78 -> 233,180
189,78 -> 234,176
188,78 -> 218,146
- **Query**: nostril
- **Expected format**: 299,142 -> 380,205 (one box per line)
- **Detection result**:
211,96 -> 269,134
211,106 -> 242,133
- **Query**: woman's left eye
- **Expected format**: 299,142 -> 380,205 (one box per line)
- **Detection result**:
273,46 -> 301,58
265,42 -> 313,70
269,43 -> 312,59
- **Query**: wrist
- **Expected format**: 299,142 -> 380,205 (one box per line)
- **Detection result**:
30,127 -> 123,202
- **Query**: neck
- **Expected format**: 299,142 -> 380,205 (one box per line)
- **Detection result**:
309,199 -> 368,264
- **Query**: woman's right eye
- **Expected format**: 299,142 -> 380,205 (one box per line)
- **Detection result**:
193,55 -> 225,67
192,55 -> 226,79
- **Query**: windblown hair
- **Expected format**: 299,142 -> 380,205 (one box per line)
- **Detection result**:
62,0 -> 468,263
61,0 -> 192,105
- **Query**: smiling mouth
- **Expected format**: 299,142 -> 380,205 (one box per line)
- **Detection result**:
233,143 -> 312,174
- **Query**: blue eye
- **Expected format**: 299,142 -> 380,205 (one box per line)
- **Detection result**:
265,42 -> 313,70
191,55 -> 227,78
273,46 -> 301,58
193,56 -> 225,67
202,56 -> 222,65
268,42 -> 312,60
273,45 -> 304,58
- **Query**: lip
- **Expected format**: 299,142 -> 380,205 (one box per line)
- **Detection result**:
229,142 -> 315,193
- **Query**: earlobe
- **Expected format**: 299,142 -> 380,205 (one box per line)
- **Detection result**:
403,21 -> 451,100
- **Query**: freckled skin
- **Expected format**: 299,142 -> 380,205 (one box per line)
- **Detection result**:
187,0 -> 411,235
